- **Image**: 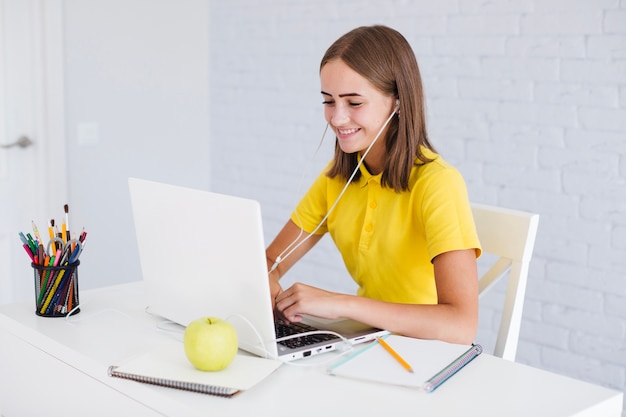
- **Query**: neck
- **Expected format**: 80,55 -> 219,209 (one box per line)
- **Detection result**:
361,142 -> 385,176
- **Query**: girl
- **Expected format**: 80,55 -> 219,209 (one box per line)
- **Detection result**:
267,25 -> 481,345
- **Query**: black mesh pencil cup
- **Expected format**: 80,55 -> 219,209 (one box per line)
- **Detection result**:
32,261 -> 80,317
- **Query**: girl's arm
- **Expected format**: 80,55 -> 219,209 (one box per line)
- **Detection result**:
265,219 -> 323,306
274,248 -> 478,345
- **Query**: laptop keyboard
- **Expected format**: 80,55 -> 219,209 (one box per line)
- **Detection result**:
274,320 -> 340,349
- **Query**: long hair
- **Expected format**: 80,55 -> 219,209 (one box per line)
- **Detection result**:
321,25 -> 435,192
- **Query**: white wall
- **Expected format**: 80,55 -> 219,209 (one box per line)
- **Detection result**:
63,0 -> 210,289
208,0 -> 626,411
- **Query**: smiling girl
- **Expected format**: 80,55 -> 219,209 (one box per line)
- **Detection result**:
266,25 -> 481,345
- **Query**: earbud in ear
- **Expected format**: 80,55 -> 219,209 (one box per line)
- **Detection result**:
394,99 -> 400,113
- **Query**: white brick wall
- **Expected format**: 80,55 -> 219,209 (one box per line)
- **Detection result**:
210,0 -> 626,411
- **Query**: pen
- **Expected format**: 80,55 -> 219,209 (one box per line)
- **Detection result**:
377,337 -> 414,373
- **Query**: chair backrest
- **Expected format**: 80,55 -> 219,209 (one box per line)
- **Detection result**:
472,203 -> 540,361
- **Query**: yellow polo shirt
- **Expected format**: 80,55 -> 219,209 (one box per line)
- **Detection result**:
290,149 -> 481,304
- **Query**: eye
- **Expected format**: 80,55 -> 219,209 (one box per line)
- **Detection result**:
322,100 -> 335,106
349,102 -> 363,107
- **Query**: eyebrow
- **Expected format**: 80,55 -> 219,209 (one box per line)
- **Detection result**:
321,91 -> 363,98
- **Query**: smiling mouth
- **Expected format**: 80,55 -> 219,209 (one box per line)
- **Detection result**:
337,128 -> 360,135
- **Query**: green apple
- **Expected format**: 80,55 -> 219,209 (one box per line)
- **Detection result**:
183,317 -> 238,371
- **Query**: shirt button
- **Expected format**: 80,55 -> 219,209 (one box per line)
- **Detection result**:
364,224 -> 373,232
369,201 -> 377,209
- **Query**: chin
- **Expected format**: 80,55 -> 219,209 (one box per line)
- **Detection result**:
337,140 -> 365,155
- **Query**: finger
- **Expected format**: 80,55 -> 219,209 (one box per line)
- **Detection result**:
271,288 -> 282,307
277,299 -> 307,324
273,308 -> 289,324
287,314 -> 303,323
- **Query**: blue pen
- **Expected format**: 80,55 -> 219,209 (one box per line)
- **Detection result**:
46,292 -> 59,315
70,241 -> 85,264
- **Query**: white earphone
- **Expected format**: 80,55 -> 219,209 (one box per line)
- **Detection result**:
269,103 -> 400,274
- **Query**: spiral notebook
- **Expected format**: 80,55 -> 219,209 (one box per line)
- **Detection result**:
327,335 -> 482,392
108,342 -> 282,398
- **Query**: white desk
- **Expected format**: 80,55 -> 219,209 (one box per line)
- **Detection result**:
0,282 -> 622,417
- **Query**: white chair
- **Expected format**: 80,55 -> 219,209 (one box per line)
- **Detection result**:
472,203 -> 540,361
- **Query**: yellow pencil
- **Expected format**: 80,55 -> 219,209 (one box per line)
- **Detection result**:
62,223 -> 67,244
48,221 -> 56,254
377,337 -> 414,373
40,270 -> 66,315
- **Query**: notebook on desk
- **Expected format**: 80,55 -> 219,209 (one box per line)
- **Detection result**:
327,335 -> 482,392
128,177 -> 387,362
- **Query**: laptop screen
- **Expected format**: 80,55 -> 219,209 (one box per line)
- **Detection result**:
128,177 -> 279,359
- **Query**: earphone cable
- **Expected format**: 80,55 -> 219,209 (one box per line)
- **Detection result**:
273,123 -> 330,269
269,108 -> 397,273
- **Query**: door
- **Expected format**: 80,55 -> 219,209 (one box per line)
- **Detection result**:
0,0 -> 65,303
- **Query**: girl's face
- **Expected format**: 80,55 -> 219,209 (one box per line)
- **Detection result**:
320,59 -> 396,173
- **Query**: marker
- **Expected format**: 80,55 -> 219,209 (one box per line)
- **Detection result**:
26,233 -> 38,255
22,244 -> 35,262
18,232 -> 30,248
377,337 -> 414,373
19,232 -> 36,254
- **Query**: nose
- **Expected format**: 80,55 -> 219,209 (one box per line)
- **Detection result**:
328,104 -> 349,126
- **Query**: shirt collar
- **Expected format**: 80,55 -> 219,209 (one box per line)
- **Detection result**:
357,153 -> 382,188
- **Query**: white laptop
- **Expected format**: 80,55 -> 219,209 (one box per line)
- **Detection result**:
128,177 -> 387,361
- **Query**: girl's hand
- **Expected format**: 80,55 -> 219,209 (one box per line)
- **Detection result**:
269,273 -> 283,308
274,282 -> 344,323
